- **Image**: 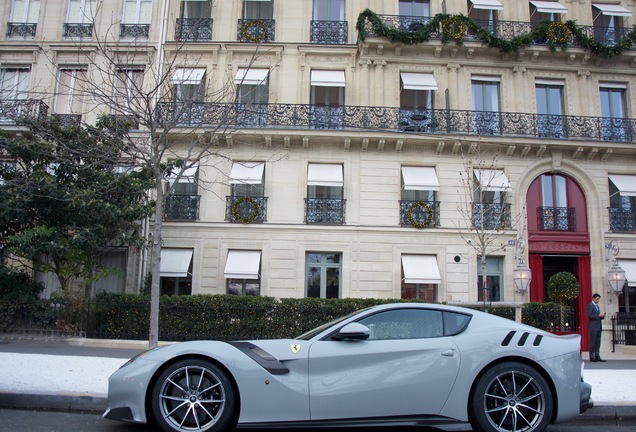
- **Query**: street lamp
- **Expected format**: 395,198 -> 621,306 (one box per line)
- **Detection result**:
606,240 -> 626,297
608,262 -> 626,296
514,239 -> 532,295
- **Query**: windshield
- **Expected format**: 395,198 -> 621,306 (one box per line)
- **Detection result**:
295,308 -> 369,340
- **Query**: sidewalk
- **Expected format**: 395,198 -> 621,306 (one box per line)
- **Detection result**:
0,337 -> 635,425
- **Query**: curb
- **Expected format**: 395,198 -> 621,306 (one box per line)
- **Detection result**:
572,405 -> 636,425
0,391 -> 107,413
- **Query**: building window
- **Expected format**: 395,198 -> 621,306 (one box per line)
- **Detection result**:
53,68 -> 86,125
399,72 -> 436,132
477,256 -> 503,302
311,0 -> 347,43
401,255 -> 441,302
398,0 -> 430,31
8,0 -> 40,38
600,84 -> 628,141
121,0 -> 152,39
114,67 -> 144,115
0,66 -> 29,99
529,1 -> 567,25
176,0 -> 212,41
235,68 -> 269,127
471,76 -> 501,135
592,4 -> 632,45
467,0 -> 501,35
165,164 -> 199,220
616,260 -> 635,313
539,173 -> 575,231
400,166 -> 439,228
535,79 -> 565,138
306,252 -> 341,298
170,68 -> 206,125
306,163 -> 344,224
238,0 -> 274,42
225,250 -> 261,296
310,70 -> 345,129
64,0 -> 95,38
227,162 -> 266,223
473,169 -> 511,229
608,174 -> 636,232
160,248 -> 193,296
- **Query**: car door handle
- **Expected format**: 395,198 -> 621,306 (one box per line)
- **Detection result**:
441,349 -> 455,357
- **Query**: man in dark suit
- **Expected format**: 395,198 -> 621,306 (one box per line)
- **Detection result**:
587,293 -> 606,362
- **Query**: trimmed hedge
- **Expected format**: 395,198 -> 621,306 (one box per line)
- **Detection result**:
522,302 -> 563,331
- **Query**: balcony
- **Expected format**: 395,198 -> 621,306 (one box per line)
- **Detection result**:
175,18 -> 213,42
155,102 -> 636,143
538,206 -> 576,231
609,207 -> 636,232
51,114 -> 82,127
165,195 -> 200,220
63,23 -> 93,38
225,196 -> 268,224
6,22 -> 37,38
359,13 -> 636,51
305,198 -> 346,225
310,20 -> 348,44
400,201 -> 440,228
97,114 -> 140,132
472,203 -> 512,229
120,24 -> 150,39
237,19 -> 275,43
0,99 -> 48,125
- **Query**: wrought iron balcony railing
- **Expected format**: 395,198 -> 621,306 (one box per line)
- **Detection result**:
538,206 -> 576,231
51,114 -> 82,127
609,207 -> 636,232
175,18 -> 213,42
63,23 -> 93,38
237,19 -> 275,43
225,196 -> 268,223
97,114 -> 140,131
310,20 -> 348,44
400,200 -> 440,228
165,194 -> 200,220
363,15 -> 636,50
120,24 -> 150,39
472,203 -> 512,230
155,101 -> 636,143
7,22 -> 37,38
0,99 -> 49,124
305,198 -> 346,225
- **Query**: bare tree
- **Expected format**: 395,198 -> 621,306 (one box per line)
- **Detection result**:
30,4 -> 280,347
454,143 -> 525,311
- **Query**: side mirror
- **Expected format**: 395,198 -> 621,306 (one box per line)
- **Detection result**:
332,322 -> 370,341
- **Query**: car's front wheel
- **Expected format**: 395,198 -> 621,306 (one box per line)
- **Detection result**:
469,361 -> 553,432
150,359 -> 237,432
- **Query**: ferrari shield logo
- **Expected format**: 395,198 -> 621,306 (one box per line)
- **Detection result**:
291,344 -> 301,354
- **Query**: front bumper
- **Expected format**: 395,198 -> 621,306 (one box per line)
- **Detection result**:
580,381 -> 593,413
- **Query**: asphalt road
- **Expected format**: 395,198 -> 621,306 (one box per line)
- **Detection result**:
0,408 -> 633,432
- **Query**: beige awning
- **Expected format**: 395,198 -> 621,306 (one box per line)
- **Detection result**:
402,255 -> 441,284
476,169 -> 511,192
234,68 -> 269,85
310,70 -> 345,87
171,68 -> 206,85
470,0 -> 503,11
230,162 -> 265,184
593,4 -> 632,17
224,250 -> 261,279
529,1 -> 567,14
609,175 -> 636,197
400,73 -> 438,91
307,163 -> 343,187
160,249 -> 193,278
618,260 -> 636,287
401,166 -> 440,191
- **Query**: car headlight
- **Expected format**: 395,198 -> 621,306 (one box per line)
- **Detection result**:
119,347 -> 161,369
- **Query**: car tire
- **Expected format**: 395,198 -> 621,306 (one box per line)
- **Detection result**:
150,359 -> 237,432
469,361 -> 553,432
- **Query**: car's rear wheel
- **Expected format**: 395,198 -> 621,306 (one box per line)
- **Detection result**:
150,359 -> 237,432
469,362 -> 553,432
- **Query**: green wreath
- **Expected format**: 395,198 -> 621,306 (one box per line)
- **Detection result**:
546,21 -> 570,45
441,16 -> 466,42
407,202 -> 433,229
232,196 -> 259,224
243,19 -> 268,43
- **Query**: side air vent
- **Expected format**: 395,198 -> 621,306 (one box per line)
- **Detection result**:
533,335 -> 543,346
501,331 -> 516,346
518,332 -> 530,346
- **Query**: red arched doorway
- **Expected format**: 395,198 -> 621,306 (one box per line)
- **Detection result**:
526,173 -> 592,351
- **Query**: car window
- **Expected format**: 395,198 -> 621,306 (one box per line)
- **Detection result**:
357,309 -> 443,340
443,311 -> 471,336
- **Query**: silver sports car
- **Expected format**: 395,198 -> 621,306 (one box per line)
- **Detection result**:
104,303 -> 592,432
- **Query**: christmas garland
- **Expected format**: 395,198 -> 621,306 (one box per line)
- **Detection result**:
407,201 -> 433,229
356,8 -> 636,58
243,19 -> 268,43
232,196 -> 259,224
